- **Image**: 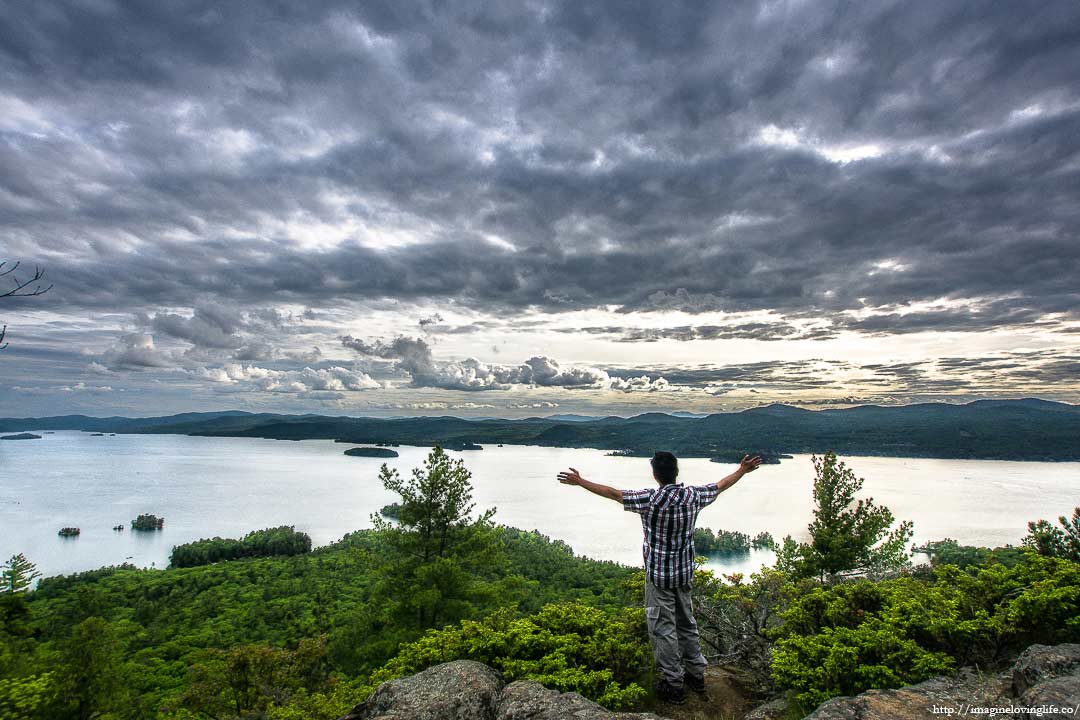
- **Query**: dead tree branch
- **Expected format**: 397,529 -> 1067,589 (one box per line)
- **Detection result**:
0,261 -> 53,298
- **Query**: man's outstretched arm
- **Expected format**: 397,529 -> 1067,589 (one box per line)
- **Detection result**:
558,467 -> 623,503
715,454 -> 764,493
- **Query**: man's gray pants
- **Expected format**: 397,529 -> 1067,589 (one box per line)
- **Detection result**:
644,579 -> 707,688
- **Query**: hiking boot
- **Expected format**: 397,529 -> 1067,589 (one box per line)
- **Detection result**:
685,672 -> 707,695
655,680 -> 687,705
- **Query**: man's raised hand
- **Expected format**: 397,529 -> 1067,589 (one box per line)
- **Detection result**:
558,467 -> 584,486
740,455 -> 764,474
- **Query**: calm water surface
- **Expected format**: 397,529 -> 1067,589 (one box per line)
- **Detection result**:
2,431 -> 1078,579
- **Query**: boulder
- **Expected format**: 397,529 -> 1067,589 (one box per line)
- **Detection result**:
743,696 -> 790,720
1022,675 -> 1080,706
341,661 -> 503,720
340,661 -> 664,720
496,680 -> 664,720
803,670 -> 990,720
1012,643 -> 1080,697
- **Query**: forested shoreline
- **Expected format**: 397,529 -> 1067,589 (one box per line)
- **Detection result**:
4,398 -> 1080,461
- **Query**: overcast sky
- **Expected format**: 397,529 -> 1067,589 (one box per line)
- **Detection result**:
1,1 -> 1078,418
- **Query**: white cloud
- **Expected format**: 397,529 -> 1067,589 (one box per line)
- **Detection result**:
103,333 -> 174,370
196,363 -> 380,394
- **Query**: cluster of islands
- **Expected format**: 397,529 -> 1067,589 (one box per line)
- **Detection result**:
341,440 -> 483,457
55,513 -> 165,538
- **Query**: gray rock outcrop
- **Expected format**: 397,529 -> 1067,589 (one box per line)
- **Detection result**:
340,660 -> 665,720
343,646 -> 1080,720
801,643 -> 1080,720
341,661 -> 503,720
1011,643 -> 1080,700
495,680 -> 665,720
743,696 -> 789,720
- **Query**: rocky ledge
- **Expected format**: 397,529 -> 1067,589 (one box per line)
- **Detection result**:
339,660 -> 665,720
780,643 -> 1080,720
343,645 -> 1080,720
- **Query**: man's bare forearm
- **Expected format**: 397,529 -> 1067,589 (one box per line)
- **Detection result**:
577,478 -> 623,502
716,455 -> 763,493
716,469 -> 746,494
557,467 -> 621,502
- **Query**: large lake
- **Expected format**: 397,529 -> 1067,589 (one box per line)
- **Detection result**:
3,431 -> 1079,579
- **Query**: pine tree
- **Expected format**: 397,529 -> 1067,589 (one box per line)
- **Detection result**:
1024,507 -> 1080,561
1,554 -> 40,593
777,452 -> 913,581
368,446 -> 504,630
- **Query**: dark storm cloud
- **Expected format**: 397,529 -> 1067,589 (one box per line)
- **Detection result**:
602,348 -> 1080,398
852,349 -> 1080,393
565,322 -> 831,342
606,360 -> 847,388
596,345 -> 1075,397
1,0 -> 1078,334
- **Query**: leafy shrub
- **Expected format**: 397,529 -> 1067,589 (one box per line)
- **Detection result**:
772,621 -> 955,709
0,673 -> 58,720
770,554 -> 1080,711
692,566 -> 788,693
360,602 -> 650,710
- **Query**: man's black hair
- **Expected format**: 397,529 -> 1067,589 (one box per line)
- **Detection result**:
650,451 -> 679,485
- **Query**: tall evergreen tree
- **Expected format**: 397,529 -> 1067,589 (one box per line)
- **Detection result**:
777,452 -> 913,581
368,446 -> 505,631
1,554 -> 40,594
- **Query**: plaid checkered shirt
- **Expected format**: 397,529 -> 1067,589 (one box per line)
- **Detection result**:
622,482 -> 721,589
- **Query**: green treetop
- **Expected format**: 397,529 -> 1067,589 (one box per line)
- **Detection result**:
777,451 -> 913,581
1,554 -> 40,594
367,445 -> 505,631
1024,506 -> 1080,562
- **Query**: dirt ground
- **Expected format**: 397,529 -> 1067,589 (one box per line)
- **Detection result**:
651,666 -> 759,720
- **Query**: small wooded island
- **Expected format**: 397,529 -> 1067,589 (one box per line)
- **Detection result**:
57,527 -> 80,537
1,433 -> 42,440
131,514 -> 165,531
343,447 -> 399,458
443,441 -> 483,451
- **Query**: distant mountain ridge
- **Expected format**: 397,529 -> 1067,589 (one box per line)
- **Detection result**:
3,399 -> 1079,461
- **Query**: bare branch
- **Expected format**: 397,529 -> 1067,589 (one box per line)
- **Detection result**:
0,262 -> 53,298
0,259 -> 53,350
